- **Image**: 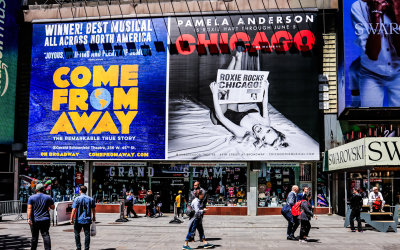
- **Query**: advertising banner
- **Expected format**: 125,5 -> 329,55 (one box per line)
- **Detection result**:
168,13 -> 320,160
216,70 -> 267,104
28,13 -> 320,161
0,1 -> 19,144
28,18 -> 168,160
342,0 -> 400,110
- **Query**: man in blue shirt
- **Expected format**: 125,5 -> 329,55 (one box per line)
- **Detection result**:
27,183 -> 55,250
70,186 -> 96,250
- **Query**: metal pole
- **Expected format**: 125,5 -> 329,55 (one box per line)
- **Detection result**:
367,169 -> 370,194
328,173 -> 332,214
344,172 -> 347,216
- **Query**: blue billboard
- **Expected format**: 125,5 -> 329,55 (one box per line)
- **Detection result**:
342,0 -> 400,112
28,19 -> 168,159
0,0 -> 19,144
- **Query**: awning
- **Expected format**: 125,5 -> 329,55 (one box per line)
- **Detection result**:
324,137 -> 400,171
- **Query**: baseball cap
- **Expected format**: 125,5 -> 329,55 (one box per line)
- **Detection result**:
178,190 -> 182,194
36,183 -> 45,192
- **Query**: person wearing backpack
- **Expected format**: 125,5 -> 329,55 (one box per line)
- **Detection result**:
281,185 -> 299,240
298,193 -> 315,243
183,190 -> 214,250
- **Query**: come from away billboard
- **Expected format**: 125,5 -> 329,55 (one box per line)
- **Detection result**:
28,13 -> 320,161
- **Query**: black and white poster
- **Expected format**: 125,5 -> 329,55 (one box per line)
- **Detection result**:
167,13 -> 320,160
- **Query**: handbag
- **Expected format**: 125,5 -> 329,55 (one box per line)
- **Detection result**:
90,222 -> 97,237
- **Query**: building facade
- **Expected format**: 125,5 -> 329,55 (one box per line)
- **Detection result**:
9,0 -> 340,215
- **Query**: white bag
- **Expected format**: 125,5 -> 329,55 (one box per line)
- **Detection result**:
90,222 -> 97,237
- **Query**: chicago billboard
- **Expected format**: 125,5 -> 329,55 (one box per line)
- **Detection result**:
28,13 -> 320,160
341,0 -> 400,110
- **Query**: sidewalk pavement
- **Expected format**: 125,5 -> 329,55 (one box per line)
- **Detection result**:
1,213 -> 399,250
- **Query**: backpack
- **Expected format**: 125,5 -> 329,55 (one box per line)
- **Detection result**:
291,200 -> 303,216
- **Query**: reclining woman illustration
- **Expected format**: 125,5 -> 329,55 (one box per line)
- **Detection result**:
210,51 -> 289,149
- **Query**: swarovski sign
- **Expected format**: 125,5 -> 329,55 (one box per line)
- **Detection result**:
327,138 -> 400,171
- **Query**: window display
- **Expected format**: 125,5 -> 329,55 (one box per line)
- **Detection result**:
317,163 -> 329,207
190,163 -> 248,207
258,163 -> 299,207
92,162 -> 150,204
18,161 -> 84,203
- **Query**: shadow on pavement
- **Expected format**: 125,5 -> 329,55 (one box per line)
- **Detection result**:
306,239 -> 320,243
205,238 -> 222,241
0,234 -> 31,249
195,244 -> 221,249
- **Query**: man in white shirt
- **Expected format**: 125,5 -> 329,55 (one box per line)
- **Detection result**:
351,0 -> 400,107
369,187 -> 385,211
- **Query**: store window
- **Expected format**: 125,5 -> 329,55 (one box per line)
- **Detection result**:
347,168 -> 400,206
18,161 -> 84,203
92,162 -> 150,204
190,163 -> 248,207
258,163 -> 299,207
92,162 -> 248,209
316,163 -> 329,207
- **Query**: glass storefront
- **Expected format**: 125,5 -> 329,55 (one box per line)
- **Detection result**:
92,162 -> 248,212
257,162 -> 317,207
347,168 -> 400,206
316,163 -> 329,207
258,163 -> 299,207
18,161 -> 84,203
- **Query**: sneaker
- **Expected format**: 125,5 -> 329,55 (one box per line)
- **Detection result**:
299,239 -> 307,243
203,243 -> 214,249
182,245 -> 193,250
358,230 -> 364,233
351,230 -> 356,232
287,236 -> 296,241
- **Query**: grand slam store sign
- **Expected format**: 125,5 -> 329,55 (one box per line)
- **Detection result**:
28,13 -> 319,161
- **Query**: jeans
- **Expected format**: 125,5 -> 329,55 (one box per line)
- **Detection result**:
287,216 -> 299,237
186,218 -> 205,241
177,207 -> 184,217
350,209 -> 362,231
126,205 -> 137,217
281,205 -> 299,237
299,220 -> 311,240
74,223 -> 91,250
359,66 -> 400,107
30,220 -> 51,250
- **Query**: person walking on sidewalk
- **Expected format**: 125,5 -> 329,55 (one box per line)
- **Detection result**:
70,186 -> 96,250
145,190 -> 155,217
183,190 -> 214,250
27,183 -> 55,250
281,185 -> 299,240
126,192 -> 138,218
349,188 -> 363,232
299,193 -> 315,243
176,190 -> 186,219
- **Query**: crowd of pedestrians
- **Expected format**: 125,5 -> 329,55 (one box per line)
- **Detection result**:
26,180 -> 389,249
